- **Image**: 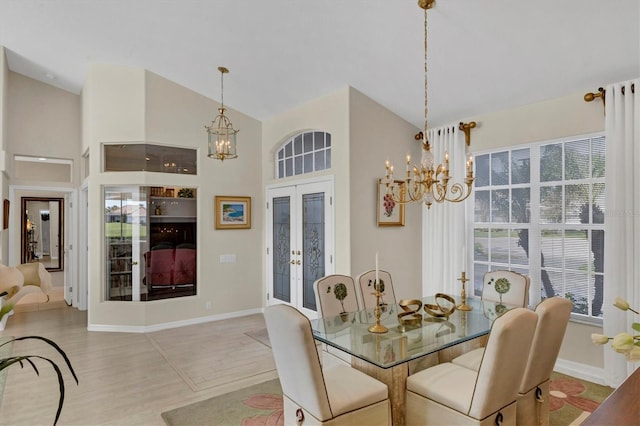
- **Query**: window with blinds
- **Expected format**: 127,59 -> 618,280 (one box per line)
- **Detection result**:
472,134 -> 605,320
275,131 -> 331,178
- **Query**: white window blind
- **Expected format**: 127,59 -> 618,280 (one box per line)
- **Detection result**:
472,134 -> 605,320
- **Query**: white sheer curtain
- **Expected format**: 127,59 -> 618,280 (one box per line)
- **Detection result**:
603,78 -> 640,387
422,124 -> 470,296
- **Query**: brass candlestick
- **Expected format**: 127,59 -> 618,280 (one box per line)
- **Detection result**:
368,280 -> 388,333
457,272 -> 473,311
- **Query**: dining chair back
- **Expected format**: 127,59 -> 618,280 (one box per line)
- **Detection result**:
406,307 -> 537,425
264,304 -> 391,425
355,269 -> 397,311
517,297 -> 573,426
482,270 -> 530,307
314,274 -> 359,318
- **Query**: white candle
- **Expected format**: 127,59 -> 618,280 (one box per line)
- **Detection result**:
462,243 -> 467,272
375,252 -> 379,284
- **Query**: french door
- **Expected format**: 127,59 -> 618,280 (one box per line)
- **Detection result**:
266,178 -> 334,318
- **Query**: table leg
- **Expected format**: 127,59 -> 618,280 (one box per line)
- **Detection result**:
352,357 -> 409,426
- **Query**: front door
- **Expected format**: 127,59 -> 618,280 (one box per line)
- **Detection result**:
266,179 -> 333,318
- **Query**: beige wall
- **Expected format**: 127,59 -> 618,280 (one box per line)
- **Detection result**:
84,65 -> 263,327
7,72 -> 81,186
348,87 -> 422,301
463,90 -> 606,368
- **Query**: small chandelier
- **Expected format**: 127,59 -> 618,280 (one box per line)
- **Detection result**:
205,66 -> 238,161
382,0 -> 474,209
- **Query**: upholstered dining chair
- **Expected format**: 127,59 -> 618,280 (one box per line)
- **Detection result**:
450,270 -> 530,372
516,297 -> 572,426
405,307 -> 538,426
314,274 -> 360,367
481,270 -> 530,307
314,274 -> 359,318
355,269 -> 397,312
264,304 -> 391,425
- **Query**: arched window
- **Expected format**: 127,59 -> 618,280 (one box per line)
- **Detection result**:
275,131 -> 331,178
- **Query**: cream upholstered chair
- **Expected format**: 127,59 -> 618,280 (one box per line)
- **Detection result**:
264,304 -> 391,425
405,307 -> 537,426
314,274 -> 359,318
355,269 -> 397,311
481,270 -> 530,307
451,270 -> 530,371
516,297 -> 572,426
314,275 -> 360,367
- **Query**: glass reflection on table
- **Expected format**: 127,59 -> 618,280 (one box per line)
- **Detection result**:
310,296 -> 516,369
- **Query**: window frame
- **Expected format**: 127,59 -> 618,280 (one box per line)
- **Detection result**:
469,132 -> 605,326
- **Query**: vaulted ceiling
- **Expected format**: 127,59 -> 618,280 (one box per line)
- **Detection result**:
0,0 -> 638,128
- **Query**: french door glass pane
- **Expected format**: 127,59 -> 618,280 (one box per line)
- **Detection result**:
302,192 -> 325,311
273,197 -> 291,303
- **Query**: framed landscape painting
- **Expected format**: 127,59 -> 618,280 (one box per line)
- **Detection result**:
215,196 -> 251,229
377,179 -> 405,226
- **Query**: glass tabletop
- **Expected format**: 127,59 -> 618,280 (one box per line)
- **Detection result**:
310,296 -> 516,369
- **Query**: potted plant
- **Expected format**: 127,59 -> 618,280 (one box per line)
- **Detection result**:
0,335 -> 78,425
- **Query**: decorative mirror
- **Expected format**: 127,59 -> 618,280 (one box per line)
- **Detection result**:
21,197 -> 64,271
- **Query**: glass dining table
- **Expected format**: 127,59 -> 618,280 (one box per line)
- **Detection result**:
310,296 -> 517,426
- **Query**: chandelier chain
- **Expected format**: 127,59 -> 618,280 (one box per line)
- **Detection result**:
424,6 -> 428,144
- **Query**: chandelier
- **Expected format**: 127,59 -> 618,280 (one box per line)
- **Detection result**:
381,0 -> 474,209
206,66 -> 239,161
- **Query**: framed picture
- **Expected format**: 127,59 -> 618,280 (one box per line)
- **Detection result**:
215,196 -> 251,229
377,179 -> 404,227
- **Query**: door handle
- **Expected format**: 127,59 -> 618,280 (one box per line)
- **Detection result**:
290,260 -> 295,264
131,261 -> 138,266
296,260 -> 301,265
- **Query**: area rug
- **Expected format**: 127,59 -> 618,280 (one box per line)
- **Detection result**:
549,372 -> 614,425
161,378 -> 282,426
162,372 -> 613,426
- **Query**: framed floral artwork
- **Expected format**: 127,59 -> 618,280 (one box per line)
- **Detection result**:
215,196 -> 251,229
377,179 -> 404,226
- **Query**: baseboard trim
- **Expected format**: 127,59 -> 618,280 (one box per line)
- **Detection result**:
87,307 -> 264,333
554,358 -> 606,385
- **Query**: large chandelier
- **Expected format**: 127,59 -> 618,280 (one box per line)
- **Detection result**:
382,0 -> 474,209
206,66 -> 238,161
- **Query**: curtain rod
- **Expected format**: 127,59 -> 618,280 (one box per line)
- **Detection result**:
584,84 -> 635,113
414,121 -> 477,147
